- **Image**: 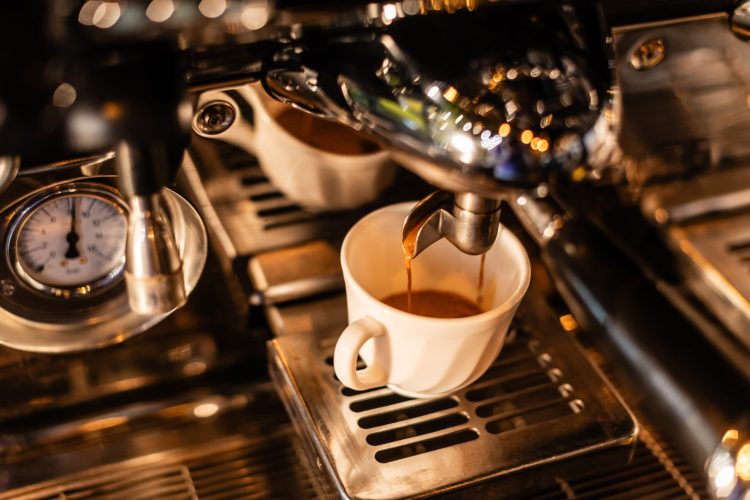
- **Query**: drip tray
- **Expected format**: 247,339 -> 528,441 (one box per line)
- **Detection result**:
268,287 -> 637,499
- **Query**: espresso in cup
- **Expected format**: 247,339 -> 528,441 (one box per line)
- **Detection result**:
381,290 -> 482,318
334,202 -> 531,398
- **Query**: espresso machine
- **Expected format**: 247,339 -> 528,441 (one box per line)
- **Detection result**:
1,1 -> 750,499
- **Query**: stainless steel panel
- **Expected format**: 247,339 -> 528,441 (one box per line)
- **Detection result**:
268,285 -> 638,499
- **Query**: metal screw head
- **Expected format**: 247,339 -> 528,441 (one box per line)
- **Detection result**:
629,37 -> 666,71
193,101 -> 236,135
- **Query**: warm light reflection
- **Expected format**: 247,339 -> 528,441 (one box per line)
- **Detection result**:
449,133 -> 476,164
709,449 -> 738,498
146,0 -> 174,22
79,416 -> 128,432
521,130 -> 533,144
498,123 -> 511,137
102,102 -> 123,120
193,402 -> 220,418
382,4 -> 398,23
52,83 -> 77,108
93,2 -> 121,28
737,443 -> 750,481
78,1 -> 102,25
443,86 -> 459,102
240,1 -> 270,30
199,0 -> 227,18
537,139 -> 549,152
715,465 -> 737,496
559,314 -> 578,332
723,429 -> 740,445
571,166 -> 587,182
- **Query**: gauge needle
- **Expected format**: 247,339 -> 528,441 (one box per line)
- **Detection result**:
65,198 -> 80,259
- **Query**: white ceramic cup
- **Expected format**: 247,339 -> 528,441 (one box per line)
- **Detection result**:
334,202 -> 531,398
194,84 -> 397,211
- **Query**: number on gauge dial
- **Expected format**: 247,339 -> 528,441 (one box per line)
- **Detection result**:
16,194 -> 127,289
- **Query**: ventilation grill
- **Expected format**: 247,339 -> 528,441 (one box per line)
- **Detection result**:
185,436 -> 317,499
1,428 -> 318,500
3,464 -> 196,500
517,441 -> 704,500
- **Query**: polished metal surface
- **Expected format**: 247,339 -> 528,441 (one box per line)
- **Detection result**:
641,167 -> 750,225
0,178 -> 207,353
194,101 -> 236,136
248,240 -> 343,306
731,1 -> 750,40
260,2 -> 607,194
0,382 -> 318,499
0,155 -> 19,194
628,37 -> 666,70
613,14 -> 750,182
5,183 -> 128,298
124,193 -> 187,315
268,283 -> 637,499
667,211 -> 750,351
18,152 -> 116,177
402,190 -> 502,257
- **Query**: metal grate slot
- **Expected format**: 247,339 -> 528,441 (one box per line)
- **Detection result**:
467,370 -> 551,403
475,384 -> 567,418
559,445 -> 693,499
485,399 -> 575,434
341,386 -> 381,397
469,352 -> 540,387
349,393 -> 412,412
257,204 -> 305,218
727,239 -> 750,253
249,191 -> 284,202
357,398 -> 459,429
373,429 -> 479,463
241,174 -> 266,186
267,288 -> 638,498
365,413 -> 469,446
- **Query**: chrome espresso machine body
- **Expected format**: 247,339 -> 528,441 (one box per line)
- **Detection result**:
1,1 -> 750,499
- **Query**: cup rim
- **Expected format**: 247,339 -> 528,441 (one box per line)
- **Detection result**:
245,84 -> 390,161
341,201 -> 531,325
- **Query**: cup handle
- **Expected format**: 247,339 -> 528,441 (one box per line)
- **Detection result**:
334,316 -> 388,390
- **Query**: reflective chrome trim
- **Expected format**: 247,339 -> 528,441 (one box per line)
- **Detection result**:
6,183 -> 128,298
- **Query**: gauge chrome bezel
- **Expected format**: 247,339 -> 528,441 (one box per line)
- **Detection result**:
6,183 -> 129,298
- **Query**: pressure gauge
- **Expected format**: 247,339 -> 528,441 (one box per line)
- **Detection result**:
7,185 -> 128,297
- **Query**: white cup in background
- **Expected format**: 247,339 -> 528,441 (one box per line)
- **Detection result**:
334,202 -> 531,398
194,84 -> 397,211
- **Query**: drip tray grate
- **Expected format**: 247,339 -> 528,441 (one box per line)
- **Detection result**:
268,287 -> 638,499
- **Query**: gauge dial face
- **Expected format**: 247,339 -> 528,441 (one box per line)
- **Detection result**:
13,191 -> 128,293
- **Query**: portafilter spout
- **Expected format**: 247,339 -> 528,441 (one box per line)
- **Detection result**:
403,191 -> 501,259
